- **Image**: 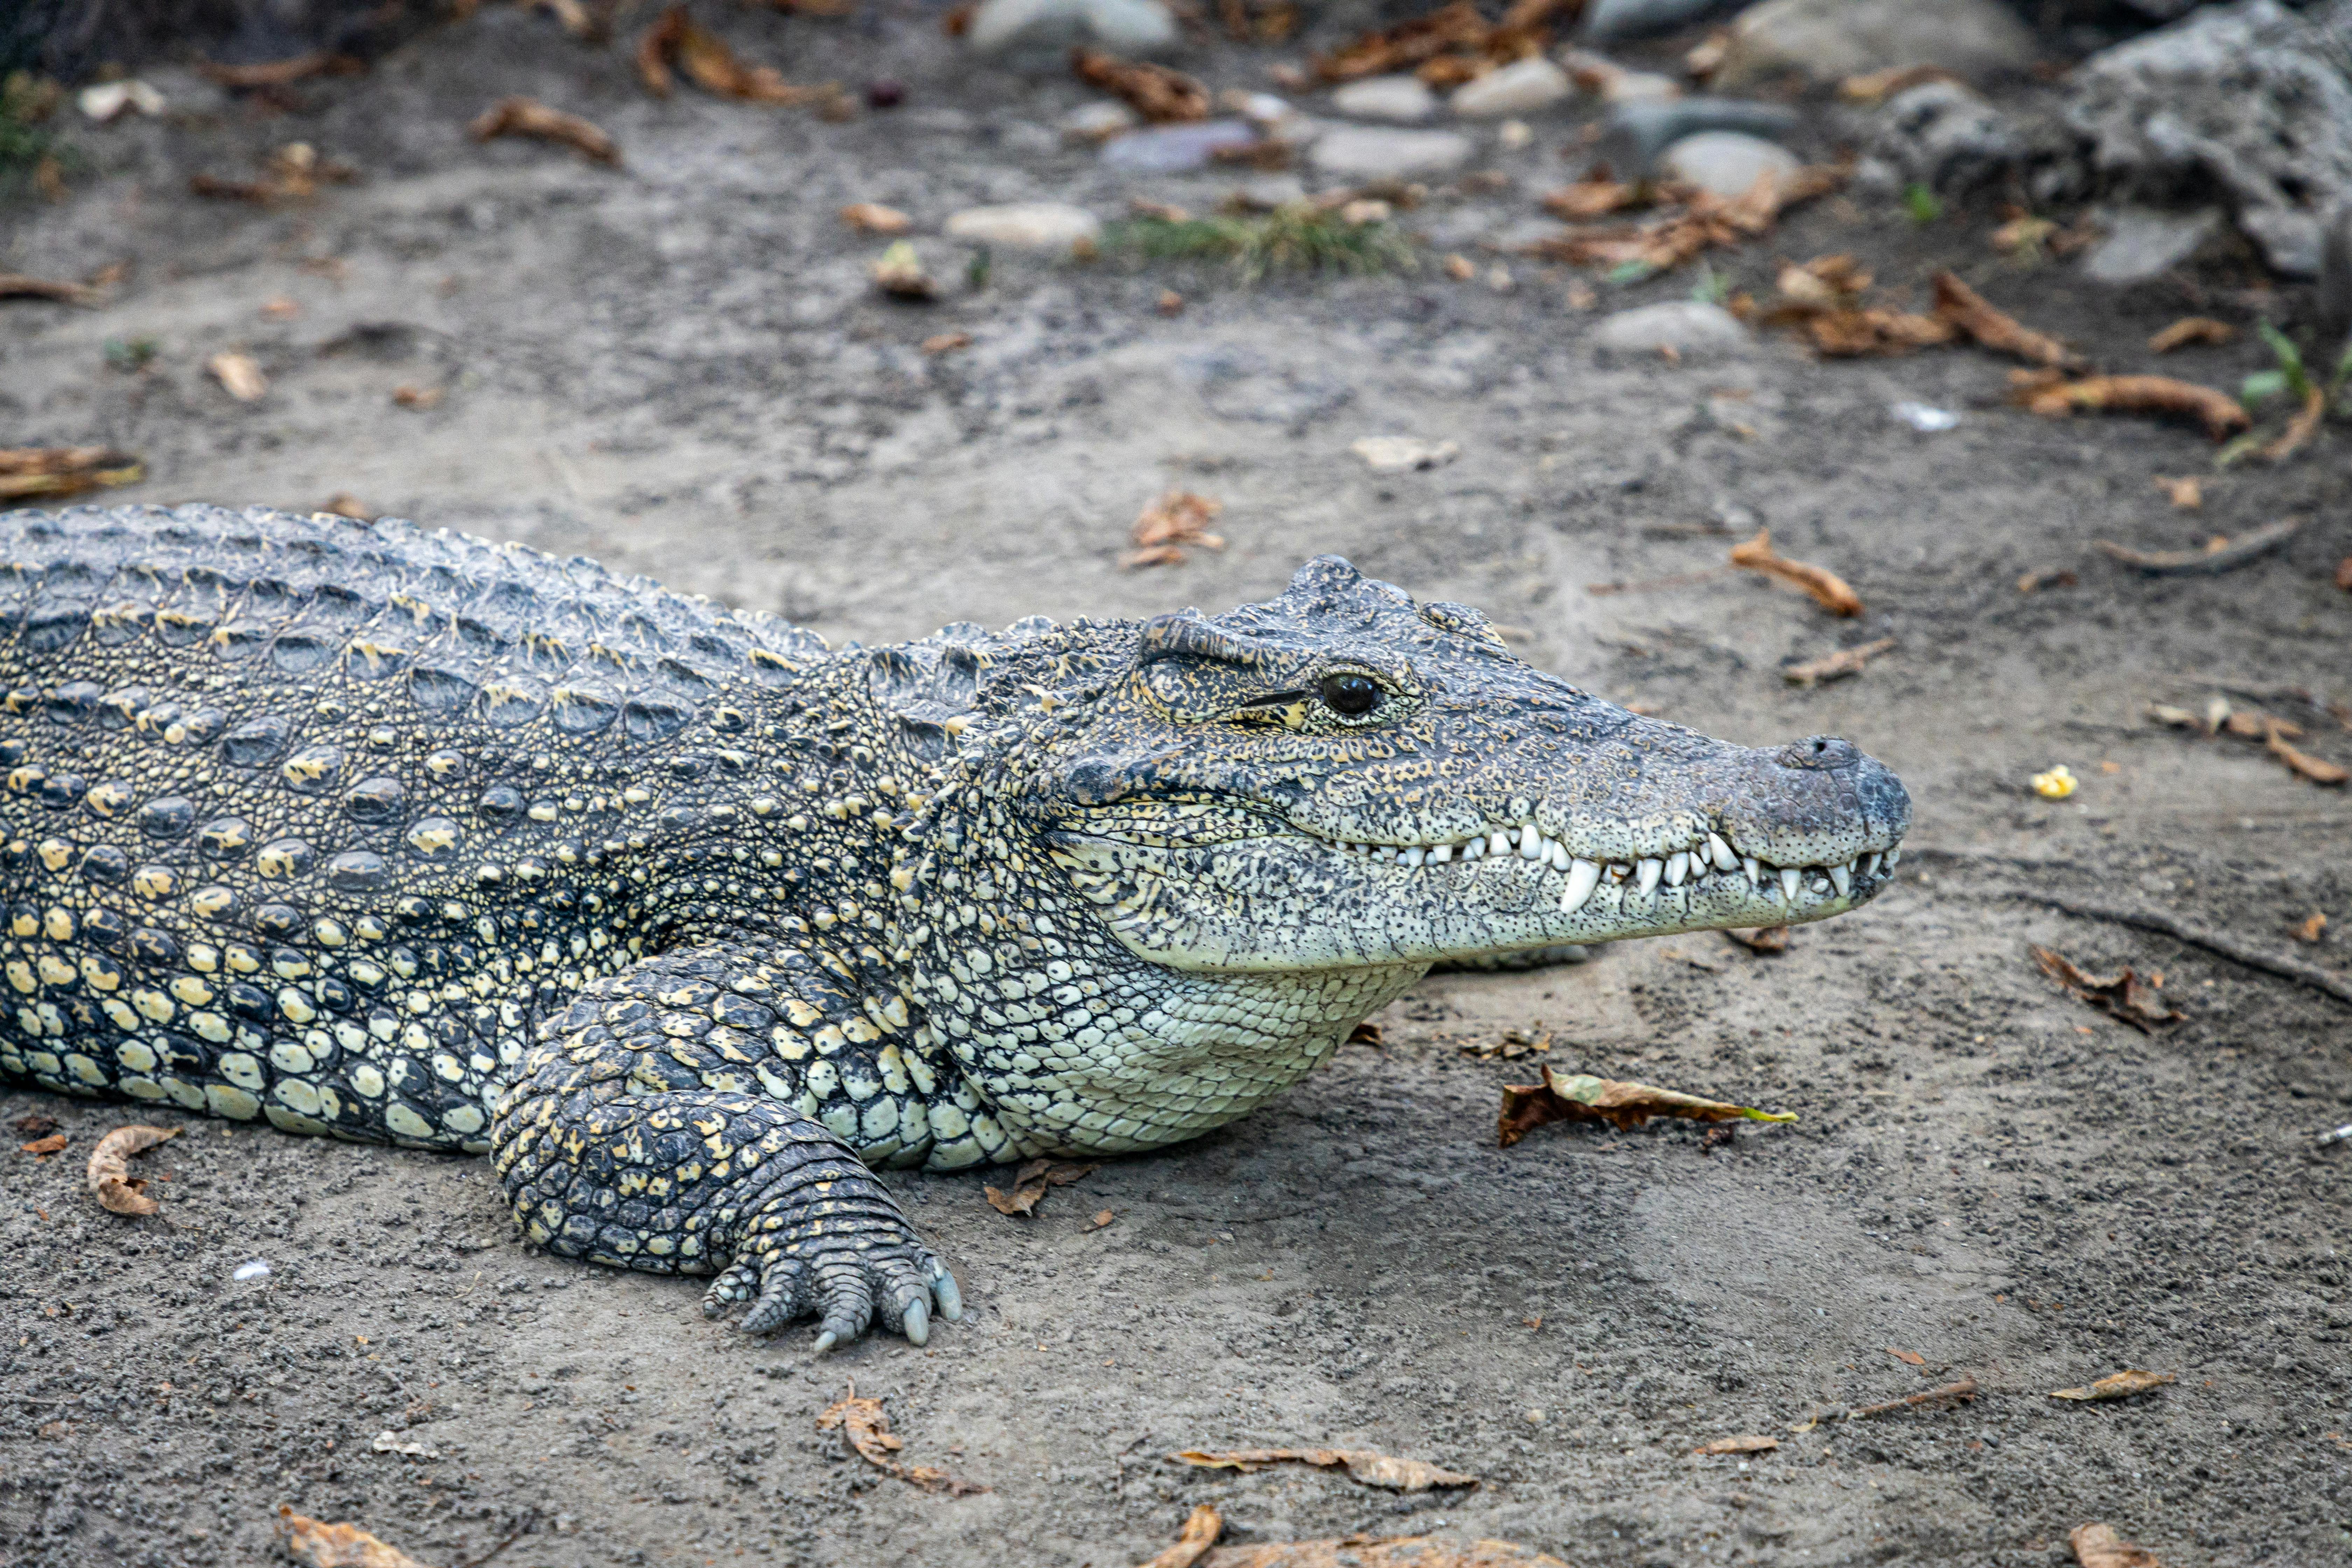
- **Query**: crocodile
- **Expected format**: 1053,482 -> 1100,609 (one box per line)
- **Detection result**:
0,503 -> 1909,1351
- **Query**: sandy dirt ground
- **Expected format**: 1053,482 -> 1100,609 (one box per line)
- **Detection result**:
3,9 -> 2351,1567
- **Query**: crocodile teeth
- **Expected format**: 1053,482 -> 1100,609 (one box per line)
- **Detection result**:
1518,824 -> 1545,860
1829,861 -> 1851,898
1401,846 -> 1425,867
1636,858 -> 1663,896
1429,843 -> 1453,863
1487,830 -> 1513,858
1863,851 -> 1881,878
1559,858 -> 1601,913
1707,832 -> 1737,872
1779,866 -> 1802,903
1742,855 -> 1760,889
1546,839 -> 1570,871
1664,850 -> 1689,888
1884,847 -> 1901,869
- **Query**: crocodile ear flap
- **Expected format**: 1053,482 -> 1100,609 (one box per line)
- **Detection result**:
1136,611 -> 1280,671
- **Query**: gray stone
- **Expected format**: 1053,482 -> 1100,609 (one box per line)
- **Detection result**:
1449,58 -> 1571,119
2066,0 -> 2352,276
1331,75 -> 1437,123
1584,0 -> 1743,43
1098,119 -> 1260,174
2079,206 -> 2224,285
1308,127 -> 1476,180
1592,98 -> 1798,180
943,202 -> 1102,251
966,0 -> 1177,65
1230,174 -> 1309,210
1852,80 -> 2025,196
1059,100 -> 1138,144
1713,0 -> 2038,91
1657,131 -> 1801,200
1591,301 -> 1753,362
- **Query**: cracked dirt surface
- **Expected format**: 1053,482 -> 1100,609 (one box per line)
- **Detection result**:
3,8 -> 2351,1566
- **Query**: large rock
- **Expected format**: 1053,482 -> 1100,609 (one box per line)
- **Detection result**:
1449,57 -> 1571,118
1658,131 -> 1800,200
1593,98 -> 1798,180
2066,0 -> 2352,276
2079,206 -> 2225,285
1308,126 -> 1475,180
1331,74 -> 1437,122
944,203 -> 1102,251
1591,301 -> 1753,362
1712,0 -> 2038,91
966,0 -> 1177,65
1853,80 -> 2025,196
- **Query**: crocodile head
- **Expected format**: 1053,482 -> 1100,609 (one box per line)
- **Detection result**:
1007,555 -> 1909,971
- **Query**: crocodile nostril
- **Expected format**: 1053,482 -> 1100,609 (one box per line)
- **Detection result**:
1776,735 -> 1860,771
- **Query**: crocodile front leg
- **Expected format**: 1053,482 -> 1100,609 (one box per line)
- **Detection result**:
490,945 -> 961,1351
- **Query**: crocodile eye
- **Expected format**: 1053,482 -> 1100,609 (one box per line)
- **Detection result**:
1319,673 -> 1382,718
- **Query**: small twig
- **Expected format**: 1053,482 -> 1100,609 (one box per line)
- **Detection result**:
1850,1376 -> 1976,1419
2010,892 -> 2352,1008
2094,517 -> 2304,576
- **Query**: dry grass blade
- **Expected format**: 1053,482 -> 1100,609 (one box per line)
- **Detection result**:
277,1506 -> 436,1567
1729,528 -> 1862,616
2261,384 -> 2326,461
0,272 -> 97,305
1072,50 -> 1210,123
2029,945 -> 2183,1032
0,446 -> 144,500
1123,490 -> 1224,569
1171,1448 -> 1478,1491
2148,316 -> 2234,353
1139,1504 -> 1224,1568
982,1156 -> 1099,1216
1498,1064 -> 1793,1147
2023,375 -> 2249,439
2266,720 -> 2348,785
2093,517 -> 2302,576
817,1383 -> 987,1494
2070,1522 -> 2163,1568
207,352 -> 268,402
1783,637 -> 1895,687
1930,271 -> 2082,370
469,97 -> 620,165
1205,1539 -> 1569,1567
86,1124 -> 180,1216
2050,1369 -> 2175,1402
1692,1434 -> 1778,1455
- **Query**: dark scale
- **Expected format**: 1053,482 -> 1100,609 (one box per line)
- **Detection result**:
0,504 -> 1910,1350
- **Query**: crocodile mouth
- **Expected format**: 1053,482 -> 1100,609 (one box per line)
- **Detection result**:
1309,821 -> 1904,918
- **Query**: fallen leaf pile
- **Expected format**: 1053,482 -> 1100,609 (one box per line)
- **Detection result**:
2070,1522 -> 2164,1568
2030,945 -> 2184,1033
1497,1065 -> 1794,1147
1313,0 -> 1574,88
276,1506 -> 435,1568
636,6 -> 851,115
189,140 -> 356,203
2050,1369 -> 2174,1402
0,446 -> 143,500
1072,49 -> 1210,123
817,1383 -> 986,1494
982,1156 -> 1099,1216
1783,637 -> 1895,687
1123,490 -> 1225,569
1729,528 -> 1863,616
87,1124 -> 180,1216
469,96 -> 620,165
1171,1447 -> 1478,1492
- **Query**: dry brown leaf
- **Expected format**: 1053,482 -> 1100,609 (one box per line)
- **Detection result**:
2030,945 -> 2183,1033
982,1156 -> 1100,1216
2148,316 -> 2234,353
840,202 -> 911,234
1205,1539 -> 1568,1568
1497,1064 -> 1794,1147
1691,1433 -> 1778,1455
277,1506 -> 436,1568
469,97 -> 620,165
2295,912 -> 2328,943
1788,306 -> 1955,358
636,6 -> 826,105
1141,1504 -> 1224,1568
1460,1027 -> 1551,1062
1931,271 -> 2082,370
0,446 -> 144,501
1839,63 -> 1961,102
2336,555 -> 2352,593
1990,213 -> 2056,255
1541,179 -> 1642,220
2094,517 -> 2302,575
2262,383 -> 2326,461
1072,50 -> 1210,123
1722,926 -> 1788,953
1171,1448 -> 1479,1492
871,241 -> 939,301
391,385 -> 442,410
2153,475 -> 2201,509
1776,253 -> 1871,303
1313,0 -> 1489,82
190,142 -> 357,204
1122,490 -> 1224,569
207,352 -> 268,402
817,1382 -> 987,1494
921,331 -> 971,355
21,1132 -> 66,1155
2024,375 -> 2249,440
1849,1376 -> 1976,1420
1885,1346 -> 1926,1367
321,493 -> 376,521
1729,527 -> 1862,616
13,1113 -> 58,1137
2267,720 -> 2348,786
2070,1522 -> 2163,1568
86,1124 -> 180,1216
1783,637 -> 1895,687
2050,1369 -> 2175,1402
0,272 -> 99,306
196,51 -> 356,89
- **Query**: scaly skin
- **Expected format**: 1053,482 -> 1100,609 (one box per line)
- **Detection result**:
0,504 -> 1909,1350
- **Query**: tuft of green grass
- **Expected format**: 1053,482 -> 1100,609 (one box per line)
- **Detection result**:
103,337 -> 157,372
1901,182 -> 1943,225
1688,261 -> 1729,306
1100,204 -> 1416,284
0,70 -> 59,182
